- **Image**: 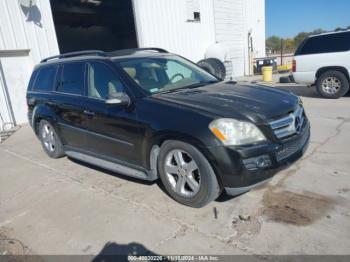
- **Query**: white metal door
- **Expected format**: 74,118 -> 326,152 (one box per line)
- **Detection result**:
0,52 -> 33,126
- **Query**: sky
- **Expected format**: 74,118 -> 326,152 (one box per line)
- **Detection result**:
266,0 -> 350,38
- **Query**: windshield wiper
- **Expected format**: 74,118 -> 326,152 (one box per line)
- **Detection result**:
157,80 -> 221,94
182,80 -> 220,89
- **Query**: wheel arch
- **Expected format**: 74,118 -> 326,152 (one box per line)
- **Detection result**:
32,105 -> 57,136
145,131 -> 223,186
316,66 -> 350,81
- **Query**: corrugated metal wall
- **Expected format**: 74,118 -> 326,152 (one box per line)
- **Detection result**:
134,0 -> 265,78
0,0 -> 59,63
213,0 -> 265,77
244,0 -> 266,58
133,0 -> 216,63
213,0 -> 246,77
0,0 -> 59,126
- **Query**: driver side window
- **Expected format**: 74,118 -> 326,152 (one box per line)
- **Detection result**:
88,62 -> 125,100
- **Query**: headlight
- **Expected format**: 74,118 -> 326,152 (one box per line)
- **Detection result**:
209,118 -> 266,146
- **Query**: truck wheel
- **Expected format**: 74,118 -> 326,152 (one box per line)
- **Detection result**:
158,140 -> 222,208
197,58 -> 226,80
39,120 -> 65,158
316,71 -> 349,99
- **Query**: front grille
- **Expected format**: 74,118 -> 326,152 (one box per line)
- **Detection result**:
276,123 -> 310,162
269,105 -> 305,140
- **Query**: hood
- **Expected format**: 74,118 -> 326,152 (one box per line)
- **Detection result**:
154,82 -> 299,123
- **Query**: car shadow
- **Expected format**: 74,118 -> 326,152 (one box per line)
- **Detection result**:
92,241 -> 169,262
273,84 -> 350,98
215,192 -> 238,202
273,85 -> 321,98
69,157 -> 242,204
69,157 -> 274,205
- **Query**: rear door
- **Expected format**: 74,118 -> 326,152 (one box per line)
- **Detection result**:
80,61 -> 141,165
52,62 -> 87,149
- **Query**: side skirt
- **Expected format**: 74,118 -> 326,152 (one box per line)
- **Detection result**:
64,149 -> 158,182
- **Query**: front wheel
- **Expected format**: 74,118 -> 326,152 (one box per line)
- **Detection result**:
158,140 -> 222,208
316,70 -> 349,99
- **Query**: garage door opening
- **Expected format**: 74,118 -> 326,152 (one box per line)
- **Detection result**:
50,0 -> 138,53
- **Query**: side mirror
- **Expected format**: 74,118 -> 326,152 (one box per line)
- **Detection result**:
106,92 -> 130,106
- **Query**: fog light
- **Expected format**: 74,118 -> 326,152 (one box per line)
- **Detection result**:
242,155 -> 272,171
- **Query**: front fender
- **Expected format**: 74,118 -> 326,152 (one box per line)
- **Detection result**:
142,130 -> 216,172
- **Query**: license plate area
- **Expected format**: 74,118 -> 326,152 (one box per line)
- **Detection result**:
276,126 -> 310,162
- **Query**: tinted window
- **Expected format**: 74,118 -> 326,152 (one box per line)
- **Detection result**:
88,62 -> 125,99
27,69 -> 39,91
33,66 -> 57,92
57,63 -> 85,95
298,32 -> 350,55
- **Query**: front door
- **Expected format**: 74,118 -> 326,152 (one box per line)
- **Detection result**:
80,61 -> 141,165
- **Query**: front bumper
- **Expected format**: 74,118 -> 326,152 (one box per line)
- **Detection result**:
204,122 -> 310,196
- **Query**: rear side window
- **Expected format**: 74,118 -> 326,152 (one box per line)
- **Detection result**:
33,66 -> 57,92
27,69 -> 39,91
297,32 -> 350,55
57,62 -> 85,95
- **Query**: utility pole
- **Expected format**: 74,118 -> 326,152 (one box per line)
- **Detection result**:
280,38 -> 284,66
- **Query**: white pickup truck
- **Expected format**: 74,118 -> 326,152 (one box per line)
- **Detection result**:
293,30 -> 350,99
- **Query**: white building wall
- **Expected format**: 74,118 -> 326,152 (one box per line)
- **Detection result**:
132,0 -> 216,63
0,0 -> 59,64
212,0 -> 265,77
0,0 -> 59,126
244,0 -> 265,58
212,0 -> 246,77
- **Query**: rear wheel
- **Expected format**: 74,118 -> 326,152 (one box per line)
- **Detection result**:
39,120 -> 65,158
158,140 -> 222,208
316,70 -> 349,99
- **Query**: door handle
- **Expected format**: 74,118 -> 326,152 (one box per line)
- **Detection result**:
83,110 -> 95,117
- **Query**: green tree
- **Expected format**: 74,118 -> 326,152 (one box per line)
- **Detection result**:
293,32 -> 311,48
283,38 -> 296,53
266,36 -> 281,54
312,28 -> 325,35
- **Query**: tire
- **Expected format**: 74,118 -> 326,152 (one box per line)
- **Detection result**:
279,76 -> 291,83
316,70 -> 349,99
38,120 -> 65,158
158,140 -> 222,208
197,58 -> 226,80
289,74 -> 295,83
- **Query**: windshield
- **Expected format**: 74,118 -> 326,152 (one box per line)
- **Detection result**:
117,56 -> 219,95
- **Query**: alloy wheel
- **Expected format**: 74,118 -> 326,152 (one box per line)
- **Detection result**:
322,77 -> 341,94
164,149 -> 201,198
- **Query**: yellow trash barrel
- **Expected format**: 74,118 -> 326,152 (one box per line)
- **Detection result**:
262,66 -> 273,82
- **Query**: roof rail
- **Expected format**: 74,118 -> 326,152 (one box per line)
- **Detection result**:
108,48 -> 168,57
40,50 -> 106,63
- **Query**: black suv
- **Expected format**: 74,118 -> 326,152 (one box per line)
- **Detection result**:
27,48 -> 310,207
